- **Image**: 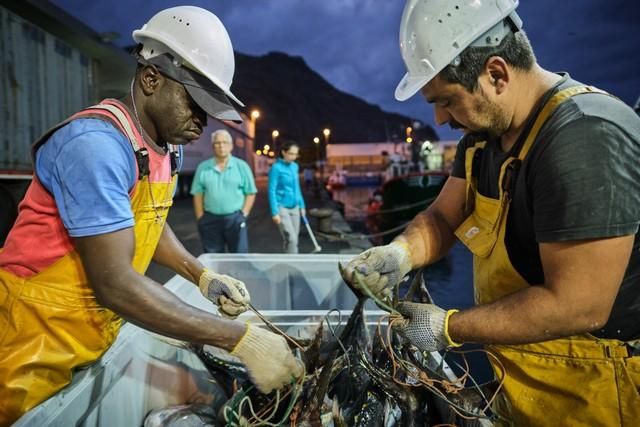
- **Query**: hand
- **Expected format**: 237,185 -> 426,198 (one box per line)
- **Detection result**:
300,208 -> 306,217
339,241 -> 412,301
231,324 -> 304,393
392,302 -> 461,352
198,269 -> 250,318
272,215 -> 281,225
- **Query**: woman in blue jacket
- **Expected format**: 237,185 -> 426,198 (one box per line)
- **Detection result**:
268,142 -> 306,253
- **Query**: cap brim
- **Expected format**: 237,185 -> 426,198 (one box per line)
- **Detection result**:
180,69 -> 242,123
139,53 -> 243,123
395,72 -> 431,102
183,82 -> 242,123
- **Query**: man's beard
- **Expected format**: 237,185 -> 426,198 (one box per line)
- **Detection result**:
473,89 -> 510,138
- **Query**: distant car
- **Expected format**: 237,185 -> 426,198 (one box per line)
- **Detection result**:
366,171 -> 448,244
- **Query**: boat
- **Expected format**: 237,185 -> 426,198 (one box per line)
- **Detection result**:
366,171 -> 448,244
326,169 -> 347,190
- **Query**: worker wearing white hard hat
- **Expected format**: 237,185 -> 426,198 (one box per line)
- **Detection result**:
132,6 -> 244,122
342,0 -> 640,424
0,7 -> 301,424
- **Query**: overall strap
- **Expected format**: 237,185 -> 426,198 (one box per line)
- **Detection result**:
517,85 -> 608,161
463,140 -> 487,212
501,85 -> 609,199
98,99 -> 180,176
31,100 -> 152,180
82,101 -> 150,179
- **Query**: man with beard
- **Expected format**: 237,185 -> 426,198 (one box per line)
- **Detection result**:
341,0 -> 640,424
0,7 -> 300,425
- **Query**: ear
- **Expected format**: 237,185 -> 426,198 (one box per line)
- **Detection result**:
484,56 -> 509,94
138,65 -> 163,96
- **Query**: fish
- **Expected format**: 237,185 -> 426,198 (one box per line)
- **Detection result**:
143,403 -> 219,427
152,266 -> 491,426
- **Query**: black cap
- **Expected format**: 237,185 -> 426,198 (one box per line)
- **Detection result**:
138,53 -> 242,123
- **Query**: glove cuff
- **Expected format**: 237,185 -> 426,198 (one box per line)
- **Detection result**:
389,240 -> 412,270
231,322 -> 251,353
231,323 -> 264,358
444,309 -> 463,348
198,268 -> 215,296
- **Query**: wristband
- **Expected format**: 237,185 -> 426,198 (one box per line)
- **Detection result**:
444,309 -> 463,348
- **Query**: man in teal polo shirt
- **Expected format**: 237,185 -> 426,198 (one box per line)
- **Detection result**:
191,129 -> 257,252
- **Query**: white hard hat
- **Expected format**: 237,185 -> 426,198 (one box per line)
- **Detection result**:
395,0 -> 522,101
133,6 -> 244,122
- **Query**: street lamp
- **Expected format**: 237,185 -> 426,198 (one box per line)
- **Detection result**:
271,129 -> 279,151
323,128 -> 330,144
247,109 -> 261,169
322,128 -> 331,161
313,137 -> 320,161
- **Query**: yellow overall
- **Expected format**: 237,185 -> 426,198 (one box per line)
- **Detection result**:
454,86 -> 640,426
0,103 -> 177,425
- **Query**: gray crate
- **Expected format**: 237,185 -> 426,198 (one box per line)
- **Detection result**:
14,254 -> 483,427
13,254 -> 383,427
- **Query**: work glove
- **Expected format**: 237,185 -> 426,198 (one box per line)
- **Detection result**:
198,269 -> 250,318
392,301 -> 462,352
340,241 -> 412,301
231,323 -> 304,394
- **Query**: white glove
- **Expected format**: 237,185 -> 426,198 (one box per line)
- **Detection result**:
392,302 -> 461,352
340,241 -> 412,301
199,269 -> 250,318
231,323 -> 304,394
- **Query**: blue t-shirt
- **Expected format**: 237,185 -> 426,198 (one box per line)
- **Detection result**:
190,156 -> 257,215
267,159 -> 305,216
35,118 -> 137,237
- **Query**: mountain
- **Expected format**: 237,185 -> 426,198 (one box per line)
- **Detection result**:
231,51 -> 438,154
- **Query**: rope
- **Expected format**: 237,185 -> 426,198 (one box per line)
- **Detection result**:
317,220 -> 411,242
312,196 -> 437,243
354,196 -> 437,217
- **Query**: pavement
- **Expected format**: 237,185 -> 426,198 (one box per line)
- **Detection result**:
146,175 -> 371,284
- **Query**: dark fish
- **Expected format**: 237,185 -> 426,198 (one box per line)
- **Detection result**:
353,390 -> 385,427
189,343 -> 247,399
144,403 -> 219,427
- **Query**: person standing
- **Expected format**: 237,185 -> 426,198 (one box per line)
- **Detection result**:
302,164 -> 314,190
268,142 -> 306,253
0,7 -> 300,425
191,129 -> 257,253
342,0 -> 640,425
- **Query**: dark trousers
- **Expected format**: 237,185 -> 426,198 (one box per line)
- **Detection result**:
197,211 -> 248,253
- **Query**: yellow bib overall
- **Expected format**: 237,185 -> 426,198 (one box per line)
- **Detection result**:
0,102 -> 177,425
454,86 -> 640,426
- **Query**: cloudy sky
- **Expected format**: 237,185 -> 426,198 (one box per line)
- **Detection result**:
52,0 -> 639,141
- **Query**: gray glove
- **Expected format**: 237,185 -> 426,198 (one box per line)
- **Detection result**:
340,241 -> 412,301
231,324 -> 304,394
198,269 -> 250,318
392,302 -> 461,352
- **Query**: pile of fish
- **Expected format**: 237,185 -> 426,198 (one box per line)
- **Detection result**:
145,271 -> 494,426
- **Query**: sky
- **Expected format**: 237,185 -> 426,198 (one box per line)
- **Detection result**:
51,0 -> 640,141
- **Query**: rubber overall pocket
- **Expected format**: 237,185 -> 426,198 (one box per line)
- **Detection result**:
455,192 -> 508,258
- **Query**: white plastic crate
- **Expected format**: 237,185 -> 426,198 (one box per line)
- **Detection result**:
14,254 -> 392,427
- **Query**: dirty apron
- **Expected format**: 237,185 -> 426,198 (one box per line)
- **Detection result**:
454,86 -> 640,426
0,100 -> 177,425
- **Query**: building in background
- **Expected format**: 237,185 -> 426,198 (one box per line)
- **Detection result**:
0,0 -> 136,243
